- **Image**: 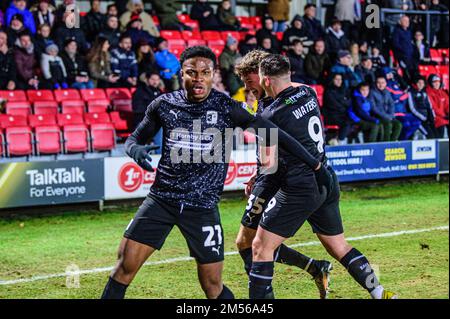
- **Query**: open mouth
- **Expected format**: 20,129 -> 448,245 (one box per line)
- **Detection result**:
193,85 -> 205,95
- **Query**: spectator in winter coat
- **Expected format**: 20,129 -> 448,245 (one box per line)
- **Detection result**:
267,0 -> 291,32
6,14 -> 29,47
256,16 -> 280,53
239,34 -> 258,56
132,72 -> 163,130
323,73 -> 352,144
330,50 -> 362,92
287,40 -> 309,84
392,16 -> 418,82
13,32 -> 40,89
217,0 -> 241,31
150,0 -> 191,31
349,82 -> 381,143
281,15 -> 313,53
325,19 -> 351,63
369,76 -> 403,141
124,14 -> 157,49
385,0 -> 414,33
110,34 -> 138,88
355,56 -> 376,86
60,38 -> 94,89
427,74 -> 449,138
136,39 -> 158,84
219,36 -> 243,96
82,0 -> 106,43
154,37 -> 181,91
408,77 -> 437,139
190,0 -> 222,31
99,15 -> 121,49
53,12 -> 88,53
0,30 -> 17,90
6,0 -> 36,34
41,43 -> 68,89
304,39 -> 331,85
34,23 -> 52,57
120,0 -> 159,37
31,0 -> 56,29
87,37 -> 119,88
302,3 -> 325,41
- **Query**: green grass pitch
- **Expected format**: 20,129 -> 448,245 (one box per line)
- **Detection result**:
0,180 -> 448,299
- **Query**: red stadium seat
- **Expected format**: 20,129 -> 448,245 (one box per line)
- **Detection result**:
87,99 -> 109,113
221,31 -> 241,42
160,30 -> 182,40
57,113 -> 84,127
210,45 -> 224,56
177,14 -> 192,23
6,126 -> 33,156
249,16 -> 262,26
185,20 -> 199,30
168,39 -> 187,47
27,90 -> 54,102
6,101 -> 32,116
109,111 -> 130,131
130,87 -> 136,95
202,31 -> 222,41
276,32 -> 283,41
419,65 -> 438,78
240,23 -> 255,31
430,49 -> 441,63
106,88 -> 131,100
310,85 -> 324,106
35,125 -> 61,155
237,16 -> 251,25
0,114 -> 27,128
90,123 -> 116,151
152,15 -> 160,24
34,100 -> 59,115
207,39 -> 225,47
0,90 -> 27,102
112,99 -> 133,112
54,89 -> 81,102
0,130 -> 4,157
29,114 -> 57,128
61,100 -> 86,114
63,124 -> 90,153
187,39 -> 207,46
170,45 -> 186,59
182,30 -> 202,41
436,65 -> 449,90
80,88 -> 107,101
84,112 -> 111,126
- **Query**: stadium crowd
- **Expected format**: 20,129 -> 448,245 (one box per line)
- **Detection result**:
0,0 -> 449,155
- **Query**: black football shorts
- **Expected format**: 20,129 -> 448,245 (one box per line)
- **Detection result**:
259,166 -> 344,238
124,194 -> 224,264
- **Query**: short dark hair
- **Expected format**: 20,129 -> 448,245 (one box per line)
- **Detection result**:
179,46 -> 217,68
119,33 -> 131,42
291,39 -> 303,47
259,54 -> 291,77
357,82 -> 371,90
305,4 -> 316,10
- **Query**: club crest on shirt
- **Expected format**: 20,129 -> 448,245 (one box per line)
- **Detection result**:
206,111 -> 218,124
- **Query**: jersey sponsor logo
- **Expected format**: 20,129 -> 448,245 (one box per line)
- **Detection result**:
206,111 -> 218,124
118,162 -> 156,192
168,129 -> 215,151
284,89 -> 308,105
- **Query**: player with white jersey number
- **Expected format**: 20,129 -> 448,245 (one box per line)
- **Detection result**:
248,54 -> 398,300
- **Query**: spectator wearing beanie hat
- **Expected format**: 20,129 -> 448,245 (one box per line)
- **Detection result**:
41,42 -> 68,89
124,13 -> 156,49
60,37 -> 94,89
6,13 -> 28,47
330,50 -> 362,92
281,15 -> 313,53
6,0 -> 36,34
219,35 -> 243,96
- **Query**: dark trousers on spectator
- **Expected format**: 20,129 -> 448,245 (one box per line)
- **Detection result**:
395,115 -> 421,140
359,120 -> 380,143
421,120 -> 439,139
436,125 -> 449,138
379,118 -> 402,142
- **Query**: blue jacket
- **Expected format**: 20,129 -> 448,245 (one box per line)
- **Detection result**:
392,25 -> 414,64
330,63 -> 362,90
369,87 -> 395,121
110,47 -> 138,79
6,4 -> 36,34
349,90 -> 379,123
155,50 -> 180,80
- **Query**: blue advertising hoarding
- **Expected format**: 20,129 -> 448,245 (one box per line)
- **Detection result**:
326,140 -> 439,182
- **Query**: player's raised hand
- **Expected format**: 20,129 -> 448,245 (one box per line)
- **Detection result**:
134,145 -> 160,172
314,163 -> 333,196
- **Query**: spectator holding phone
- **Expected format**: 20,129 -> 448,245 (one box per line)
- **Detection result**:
87,36 -> 119,88
60,38 -> 94,89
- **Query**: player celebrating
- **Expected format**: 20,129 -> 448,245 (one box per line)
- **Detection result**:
248,54 -> 397,299
100,47 -> 332,299
235,50 -> 333,299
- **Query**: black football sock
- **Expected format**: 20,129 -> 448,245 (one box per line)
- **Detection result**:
249,261 -> 275,299
275,244 -> 319,277
239,248 -> 253,275
217,284 -> 235,299
101,276 -> 128,299
340,248 -> 380,293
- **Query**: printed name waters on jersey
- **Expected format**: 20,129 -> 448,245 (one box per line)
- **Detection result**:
126,89 -> 261,209
261,85 -> 325,180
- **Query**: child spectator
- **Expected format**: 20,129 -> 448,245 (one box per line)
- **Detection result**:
13,31 -> 40,89
110,34 -> 138,88
31,0 -> 56,29
323,73 -> 352,145
413,30 -> 434,65
281,15 -> 313,53
304,39 -> 331,85
120,0 -> 159,37
219,36 -> 243,96
256,16 -> 280,53
41,43 -> 68,89
154,37 -> 180,91
35,23 -> 52,57
408,76 -> 438,139
369,76 -> 403,141
370,46 -> 386,71
426,74 -> 449,138
0,30 -> 17,90
83,0 -> 106,44
349,82 -> 381,143
60,38 -> 94,89
190,0 -> 222,31
87,37 -> 120,88
6,0 -> 36,34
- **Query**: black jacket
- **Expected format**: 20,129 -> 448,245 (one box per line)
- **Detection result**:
82,10 -> 107,43
53,25 -> 88,53
0,49 -> 17,89
323,83 -> 350,124
132,83 -> 162,114
60,51 -> 89,85
287,50 -> 307,83
190,2 -> 221,30
99,27 -> 121,49
256,28 -> 280,53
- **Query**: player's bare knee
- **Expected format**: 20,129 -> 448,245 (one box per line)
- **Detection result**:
236,233 -> 253,251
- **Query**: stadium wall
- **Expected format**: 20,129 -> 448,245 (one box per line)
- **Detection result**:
0,140 -> 447,209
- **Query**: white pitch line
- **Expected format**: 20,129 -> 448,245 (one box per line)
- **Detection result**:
0,225 -> 448,286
